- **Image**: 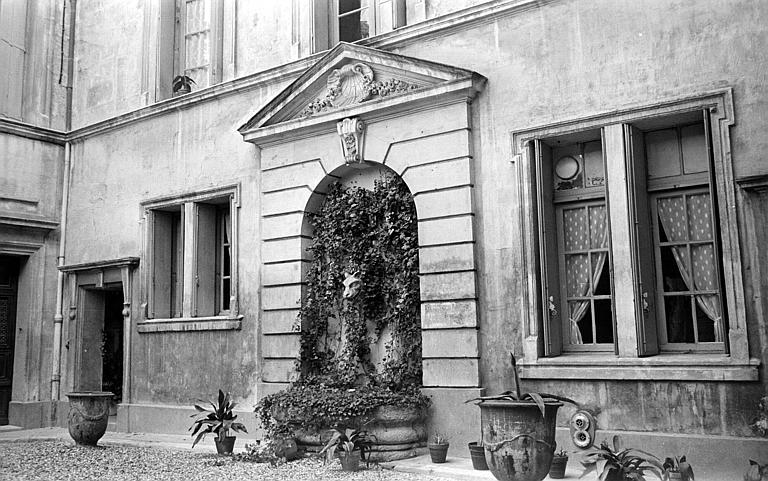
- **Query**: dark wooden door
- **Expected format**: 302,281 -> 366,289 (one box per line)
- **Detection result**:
0,256 -> 19,425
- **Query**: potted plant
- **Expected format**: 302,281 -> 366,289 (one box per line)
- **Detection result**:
319,426 -> 375,472
549,448 -> 569,479
744,460 -> 767,481
580,435 -> 664,481
468,440 -> 489,470
189,389 -> 248,455
428,432 -> 450,463
662,456 -> 694,481
466,354 -> 578,481
172,74 -> 195,95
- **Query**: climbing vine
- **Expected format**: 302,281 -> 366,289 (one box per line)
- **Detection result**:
297,175 -> 422,391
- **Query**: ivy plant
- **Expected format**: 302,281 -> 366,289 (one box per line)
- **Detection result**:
256,175 -> 427,438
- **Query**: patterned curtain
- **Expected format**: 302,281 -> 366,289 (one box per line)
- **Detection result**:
657,193 -> 723,342
563,205 -> 609,344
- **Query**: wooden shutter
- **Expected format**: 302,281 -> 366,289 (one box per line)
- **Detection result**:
534,140 -> 563,356
624,124 -> 659,356
151,211 -> 173,318
195,203 -> 217,316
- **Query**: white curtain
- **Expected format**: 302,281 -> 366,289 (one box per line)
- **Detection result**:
562,205 -> 609,344
657,193 -> 723,342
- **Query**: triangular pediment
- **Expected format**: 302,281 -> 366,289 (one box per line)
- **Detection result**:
239,43 -> 485,143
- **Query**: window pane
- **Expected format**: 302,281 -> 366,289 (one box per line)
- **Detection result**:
646,128 -> 681,178
695,300 -> 716,342
583,140 -> 605,187
563,207 -> 588,251
681,123 -> 707,174
569,302 -> 593,344
588,205 -> 607,248
377,0 -> 393,32
660,246 -> 689,293
657,195 -> 688,241
565,254 -> 589,296
664,295 -> 694,343
686,193 -> 713,241
691,243 -> 716,290
339,0 -> 361,14
593,299 -> 614,343
339,7 -> 370,41
592,256 -> 610,295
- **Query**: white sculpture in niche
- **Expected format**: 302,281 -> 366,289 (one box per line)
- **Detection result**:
337,117 -> 366,166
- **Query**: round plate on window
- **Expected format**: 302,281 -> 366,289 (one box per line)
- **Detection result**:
555,155 -> 581,180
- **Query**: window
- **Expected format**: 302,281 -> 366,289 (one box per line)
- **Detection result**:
534,111 -> 726,357
313,0 -> 405,51
174,0 -> 224,90
144,186 -> 238,320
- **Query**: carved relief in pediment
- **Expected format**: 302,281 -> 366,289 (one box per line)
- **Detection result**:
300,62 -> 420,118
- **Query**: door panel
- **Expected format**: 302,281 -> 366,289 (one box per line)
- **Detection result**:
0,257 -> 19,425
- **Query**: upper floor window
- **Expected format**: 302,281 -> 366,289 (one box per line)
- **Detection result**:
170,0 -> 223,92
535,111 -> 726,357
143,186 -> 238,320
314,0 -> 405,50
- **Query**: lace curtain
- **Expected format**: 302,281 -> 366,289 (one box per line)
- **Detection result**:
563,205 -> 609,344
657,193 -> 723,342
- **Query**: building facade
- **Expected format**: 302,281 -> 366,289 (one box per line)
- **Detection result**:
1,0 -> 767,469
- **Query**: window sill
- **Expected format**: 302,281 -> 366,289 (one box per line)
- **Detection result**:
137,315 -> 243,333
519,354 -> 760,381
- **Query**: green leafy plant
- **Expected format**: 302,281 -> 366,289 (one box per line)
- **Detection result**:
255,378 -> 429,438
172,74 -> 195,93
429,432 -> 450,445
580,435 -> 663,481
466,354 -> 578,417
189,390 -> 247,448
662,456 -> 694,481
319,427 -> 375,464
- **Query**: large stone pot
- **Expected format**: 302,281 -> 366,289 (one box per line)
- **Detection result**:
479,400 -> 561,481
294,405 -> 427,461
66,391 -> 113,446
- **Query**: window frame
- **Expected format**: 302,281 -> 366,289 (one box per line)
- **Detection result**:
512,90 -> 757,381
313,0 -> 405,52
140,184 -> 240,328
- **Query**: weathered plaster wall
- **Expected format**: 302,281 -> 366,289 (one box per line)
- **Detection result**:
0,134 -> 63,427
384,0 -> 768,436
64,80 -> 291,415
0,135 -> 64,222
72,0 -> 145,129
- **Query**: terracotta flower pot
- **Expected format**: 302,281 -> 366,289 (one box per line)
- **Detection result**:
215,436 -> 236,455
428,443 -> 449,463
479,400 -> 561,481
469,442 -> 489,470
339,450 -> 361,471
65,391 -> 113,446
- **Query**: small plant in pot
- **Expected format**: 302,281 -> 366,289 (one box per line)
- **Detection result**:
319,426 -> 375,472
580,435 -> 664,481
189,389 -> 248,455
428,432 -> 450,463
172,74 -> 195,95
549,449 -> 569,479
662,456 -> 694,481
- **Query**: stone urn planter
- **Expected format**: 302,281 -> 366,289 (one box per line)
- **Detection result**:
294,405 -> 427,461
66,391 -> 113,446
479,400 -> 561,481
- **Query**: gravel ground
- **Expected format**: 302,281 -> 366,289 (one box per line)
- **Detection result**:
0,441 -> 454,481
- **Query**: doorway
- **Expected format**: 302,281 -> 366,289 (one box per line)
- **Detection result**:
77,287 -> 123,408
0,256 -> 20,425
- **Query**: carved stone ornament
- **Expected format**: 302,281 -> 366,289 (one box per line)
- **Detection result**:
300,62 -> 420,118
337,117 -> 365,165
